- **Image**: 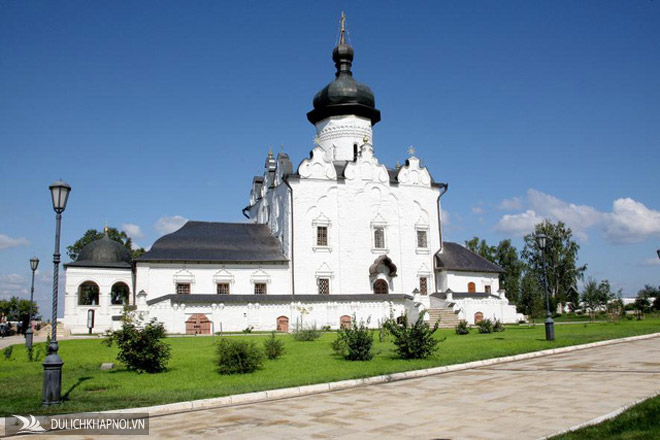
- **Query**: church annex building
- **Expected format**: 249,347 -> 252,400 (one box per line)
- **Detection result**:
63,20 -> 521,335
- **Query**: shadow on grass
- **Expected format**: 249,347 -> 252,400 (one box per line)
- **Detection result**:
62,376 -> 92,401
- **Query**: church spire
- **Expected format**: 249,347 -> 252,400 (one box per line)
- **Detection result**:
333,12 -> 354,77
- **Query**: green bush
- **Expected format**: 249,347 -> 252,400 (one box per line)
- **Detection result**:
493,319 -> 505,333
3,345 -> 13,360
455,320 -> 470,335
292,320 -> 321,341
383,311 -> 441,359
216,338 -> 264,374
242,326 -> 254,333
476,319 -> 494,334
103,314 -> 171,373
263,332 -> 285,360
332,316 -> 374,361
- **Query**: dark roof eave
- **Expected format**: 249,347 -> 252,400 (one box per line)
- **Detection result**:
147,293 -> 413,306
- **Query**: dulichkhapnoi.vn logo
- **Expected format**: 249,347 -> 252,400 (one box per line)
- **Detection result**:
4,413 -> 149,436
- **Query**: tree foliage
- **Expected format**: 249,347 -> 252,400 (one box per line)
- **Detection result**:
521,221 -> 586,309
0,297 -> 40,333
637,284 -> 660,300
580,278 -> 615,320
67,227 -> 145,261
519,271 -> 545,320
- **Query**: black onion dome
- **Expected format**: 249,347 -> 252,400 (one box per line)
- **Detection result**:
307,20 -> 380,125
67,234 -> 132,268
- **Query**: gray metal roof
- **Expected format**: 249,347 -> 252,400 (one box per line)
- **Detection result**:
136,221 -> 288,263
435,242 -> 504,273
65,234 -> 132,269
147,293 -> 412,306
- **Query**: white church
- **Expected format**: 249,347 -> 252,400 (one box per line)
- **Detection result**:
63,18 -> 521,335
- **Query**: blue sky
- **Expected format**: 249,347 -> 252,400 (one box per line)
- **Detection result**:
1,1 -> 659,317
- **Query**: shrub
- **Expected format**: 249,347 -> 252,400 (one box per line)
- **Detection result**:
3,345 -> 13,360
476,319 -> 494,334
292,320 -> 321,341
263,332 -> 285,360
332,316 -> 374,361
216,338 -> 264,374
321,325 -> 331,332
242,326 -> 254,334
103,314 -> 171,373
455,320 -> 470,335
493,319 -> 505,333
383,311 -> 441,359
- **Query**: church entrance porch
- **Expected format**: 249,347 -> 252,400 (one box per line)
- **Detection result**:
186,313 -> 211,335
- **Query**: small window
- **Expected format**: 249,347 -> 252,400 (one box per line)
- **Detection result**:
318,278 -> 330,295
353,143 -> 358,161
111,282 -> 130,305
176,283 -> 191,295
217,283 -> 230,294
467,282 -> 476,293
485,285 -> 491,294
417,230 -> 428,248
419,277 -> 428,295
374,227 -> 385,249
317,226 -> 328,246
254,283 -> 267,295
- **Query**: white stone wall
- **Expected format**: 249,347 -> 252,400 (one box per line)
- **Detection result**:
144,298 -> 410,333
134,263 -> 291,298
62,266 -> 132,334
437,270 -> 500,293
314,115 -> 373,161
454,297 -> 523,325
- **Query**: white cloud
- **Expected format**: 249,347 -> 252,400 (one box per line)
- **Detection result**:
155,215 -> 188,235
604,198 -> 660,244
0,273 -> 28,297
471,205 -> 486,214
494,210 -> 545,236
640,257 -> 660,267
498,197 -> 523,211
494,189 -> 660,244
121,223 -> 144,240
0,234 -> 30,250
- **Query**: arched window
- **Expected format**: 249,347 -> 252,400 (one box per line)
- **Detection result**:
374,279 -> 388,294
78,282 -> 99,306
468,282 -> 476,293
111,282 -> 130,305
474,312 -> 484,324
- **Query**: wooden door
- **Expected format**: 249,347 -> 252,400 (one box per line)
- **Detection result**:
276,316 -> 289,332
474,312 -> 484,324
340,315 -> 351,329
186,313 -> 211,335
374,279 -> 388,294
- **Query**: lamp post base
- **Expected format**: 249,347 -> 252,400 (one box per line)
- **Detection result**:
42,342 -> 63,406
545,317 -> 555,341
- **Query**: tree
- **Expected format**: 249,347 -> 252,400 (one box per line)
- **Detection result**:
464,237 -> 496,263
495,239 -> 523,305
636,284 -> 659,300
465,237 -> 523,304
519,271 -> 544,321
521,221 -> 586,312
67,227 -> 145,261
580,278 -> 614,321
0,297 -> 40,334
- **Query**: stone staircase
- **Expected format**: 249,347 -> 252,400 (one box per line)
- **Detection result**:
428,307 -> 460,328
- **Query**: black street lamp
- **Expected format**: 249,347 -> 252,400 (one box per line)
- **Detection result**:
43,180 -> 71,406
25,257 -> 39,350
657,248 -> 660,260
536,232 -> 555,341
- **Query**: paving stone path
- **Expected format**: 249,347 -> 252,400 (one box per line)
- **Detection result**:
19,336 -> 660,439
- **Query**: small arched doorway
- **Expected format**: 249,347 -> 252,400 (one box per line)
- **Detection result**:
340,315 -> 351,329
276,316 -> 289,332
374,279 -> 389,294
186,313 -> 211,335
474,312 -> 484,324
78,281 -> 100,305
111,282 -> 130,305
468,282 -> 476,293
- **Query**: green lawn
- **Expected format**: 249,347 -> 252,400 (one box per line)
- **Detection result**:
1,318 -> 659,416
550,394 -> 660,439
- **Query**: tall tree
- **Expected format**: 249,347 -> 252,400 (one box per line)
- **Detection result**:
0,296 -> 40,333
521,220 -> 586,312
67,227 -> 145,261
580,278 -> 614,321
495,239 -> 523,304
636,284 -> 660,300
464,237 -> 496,263
519,271 -> 544,321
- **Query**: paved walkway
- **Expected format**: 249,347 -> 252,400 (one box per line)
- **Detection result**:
18,336 -> 660,439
